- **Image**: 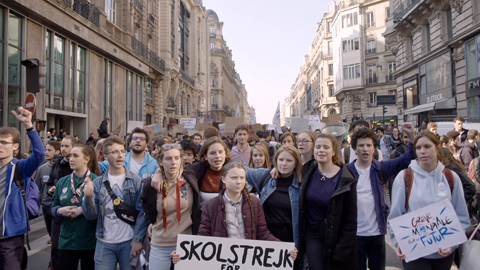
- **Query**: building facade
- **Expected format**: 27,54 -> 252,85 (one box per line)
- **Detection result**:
384,0 -> 480,126
206,9 -> 252,123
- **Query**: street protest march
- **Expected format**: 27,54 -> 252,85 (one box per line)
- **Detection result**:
389,199 -> 467,262
174,234 -> 295,270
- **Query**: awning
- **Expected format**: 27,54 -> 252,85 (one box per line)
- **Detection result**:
404,98 -> 456,115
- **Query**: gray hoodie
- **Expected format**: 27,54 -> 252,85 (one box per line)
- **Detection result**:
387,160 -> 470,259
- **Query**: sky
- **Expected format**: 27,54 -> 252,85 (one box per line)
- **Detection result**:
202,0 -> 329,125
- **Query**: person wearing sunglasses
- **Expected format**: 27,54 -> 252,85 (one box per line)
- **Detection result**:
98,127 -> 158,180
141,143 -> 200,270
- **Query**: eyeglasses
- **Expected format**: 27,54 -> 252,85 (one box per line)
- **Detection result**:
107,149 -> 126,155
162,144 -> 181,150
297,139 -> 313,145
0,141 -> 15,146
132,136 -> 146,141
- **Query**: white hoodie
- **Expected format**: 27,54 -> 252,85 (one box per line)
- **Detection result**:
387,160 -> 470,259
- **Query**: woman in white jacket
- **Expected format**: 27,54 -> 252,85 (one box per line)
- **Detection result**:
387,131 -> 470,270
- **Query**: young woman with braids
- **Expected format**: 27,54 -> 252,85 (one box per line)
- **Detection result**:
50,144 -> 100,270
141,143 -> 200,270
150,137 -> 232,210
171,162 -> 297,263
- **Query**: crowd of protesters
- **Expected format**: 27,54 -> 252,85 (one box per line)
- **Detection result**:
1,113 -> 480,270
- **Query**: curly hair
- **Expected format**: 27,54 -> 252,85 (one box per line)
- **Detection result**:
351,127 -> 378,150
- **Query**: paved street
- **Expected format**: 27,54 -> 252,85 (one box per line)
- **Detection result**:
24,215 -> 413,270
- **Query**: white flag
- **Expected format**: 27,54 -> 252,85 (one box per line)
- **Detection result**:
236,104 -> 240,117
272,102 -> 283,134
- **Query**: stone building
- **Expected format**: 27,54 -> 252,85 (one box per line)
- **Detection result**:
333,0 -> 396,125
384,0 -> 480,126
206,9 -> 252,123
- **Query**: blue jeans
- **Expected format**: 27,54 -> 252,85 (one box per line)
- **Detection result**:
94,239 -> 133,270
149,245 -> 175,270
357,235 -> 385,270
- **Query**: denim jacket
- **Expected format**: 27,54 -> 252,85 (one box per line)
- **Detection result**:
245,167 -> 300,248
82,168 -> 147,243
347,142 -> 415,235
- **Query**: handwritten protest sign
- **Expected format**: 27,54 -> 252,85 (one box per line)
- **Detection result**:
175,234 -> 294,270
180,117 -> 197,130
247,124 -> 263,140
389,199 -> 467,262
144,124 -> 162,139
225,117 -> 244,134
127,121 -> 143,133
171,124 -> 185,135
218,123 -> 225,135
290,118 -> 309,133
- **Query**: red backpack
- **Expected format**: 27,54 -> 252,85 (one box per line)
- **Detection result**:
403,168 -> 454,211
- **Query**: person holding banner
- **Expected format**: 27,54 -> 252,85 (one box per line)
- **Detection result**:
387,131 -> 470,269
248,143 -> 271,169
296,130 -> 316,165
50,144 -> 100,270
299,134 -> 357,270
141,143 -> 201,270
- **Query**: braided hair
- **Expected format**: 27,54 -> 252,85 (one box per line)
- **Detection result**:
220,162 -> 256,239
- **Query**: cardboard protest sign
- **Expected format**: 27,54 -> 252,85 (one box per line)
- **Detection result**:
389,199 -> 467,262
195,122 -> 213,131
290,118 -> 309,133
144,124 -> 162,139
180,117 -> 197,130
247,124 -> 263,140
267,124 -> 275,131
218,123 -> 225,136
285,118 -> 292,128
171,124 -> 186,135
175,234 -> 295,270
224,117 -> 244,134
127,121 -> 143,133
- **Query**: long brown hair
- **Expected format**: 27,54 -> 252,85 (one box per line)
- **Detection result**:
220,162 -> 256,239
73,144 -> 100,175
249,144 -> 271,168
198,137 -> 232,165
273,145 -> 302,183
315,134 -> 343,166
440,147 -> 466,173
414,131 -> 444,163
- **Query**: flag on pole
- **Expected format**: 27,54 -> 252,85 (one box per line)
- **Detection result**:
250,110 -> 256,124
236,104 -> 240,117
272,102 -> 283,134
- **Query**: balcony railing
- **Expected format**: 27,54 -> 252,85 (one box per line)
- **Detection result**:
366,48 -> 376,54
135,0 -> 143,12
211,48 -> 225,55
131,37 -> 165,71
209,32 -> 216,38
211,104 -> 218,109
57,0 -> 100,27
393,0 -> 422,19
386,74 -> 395,82
366,76 -> 378,85
148,13 -> 155,24
180,71 -> 195,86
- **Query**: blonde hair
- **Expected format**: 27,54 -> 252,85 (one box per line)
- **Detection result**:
273,145 -> 302,183
249,144 -> 271,168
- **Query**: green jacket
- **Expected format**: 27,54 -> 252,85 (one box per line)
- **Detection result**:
51,172 -> 98,250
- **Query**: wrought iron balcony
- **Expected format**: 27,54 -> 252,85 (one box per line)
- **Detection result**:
57,0 -> 100,27
386,74 -> 395,82
180,71 -> 195,86
131,37 -> 165,71
135,0 -> 143,12
366,76 -> 378,85
211,48 -> 225,55
393,0 -> 422,20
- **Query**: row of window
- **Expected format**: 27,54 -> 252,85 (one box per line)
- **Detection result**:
342,38 -> 359,52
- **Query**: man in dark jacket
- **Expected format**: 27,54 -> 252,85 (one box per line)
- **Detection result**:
98,117 -> 110,138
389,131 -> 409,160
348,122 -> 415,270
453,116 -> 469,145
0,107 -> 45,269
46,135 -> 76,270
459,129 -> 479,171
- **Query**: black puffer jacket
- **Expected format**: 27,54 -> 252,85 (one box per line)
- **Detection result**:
141,170 -> 201,235
299,162 -> 358,270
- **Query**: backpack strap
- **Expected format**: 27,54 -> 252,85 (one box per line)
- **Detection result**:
404,168 -> 414,211
12,163 -> 32,250
259,169 -> 273,192
344,147 -> 350,164
103,180 -> 119,201
442,168 -> 455,193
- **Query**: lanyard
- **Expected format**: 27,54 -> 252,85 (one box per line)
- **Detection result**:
70,170 -> 90,203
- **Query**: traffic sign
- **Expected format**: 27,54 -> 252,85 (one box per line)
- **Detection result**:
25,93 -> 36,114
